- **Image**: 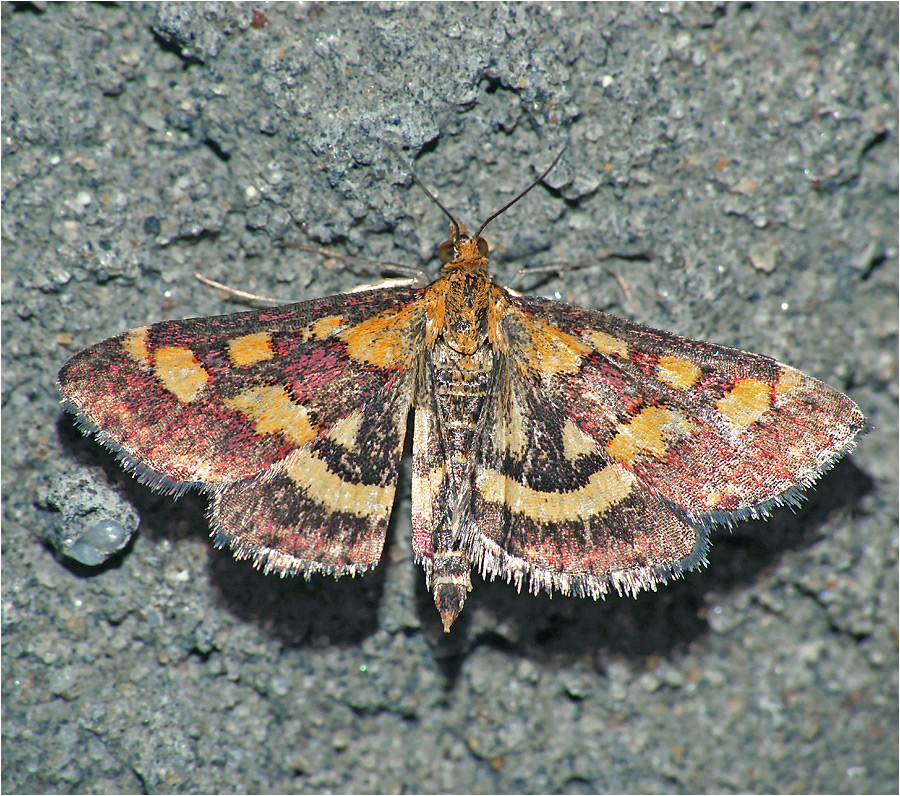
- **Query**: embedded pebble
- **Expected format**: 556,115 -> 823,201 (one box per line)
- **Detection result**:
44,471 -> 139,566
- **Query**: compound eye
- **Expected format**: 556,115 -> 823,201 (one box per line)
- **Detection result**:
475,237 -> 489,257
438,240 -> 455,264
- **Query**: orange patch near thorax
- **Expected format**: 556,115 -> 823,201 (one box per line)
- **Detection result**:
339,304 -> 420,369
517,316 -> 591,379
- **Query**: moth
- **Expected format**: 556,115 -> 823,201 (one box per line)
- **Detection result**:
58,156 -> 866,631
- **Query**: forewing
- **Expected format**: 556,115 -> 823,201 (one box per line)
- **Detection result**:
508,294 -> 865,521
462,292 -> 865,598
59,286 -> 424,575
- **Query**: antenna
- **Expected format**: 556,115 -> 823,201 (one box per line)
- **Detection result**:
387,142 -> 460,243
407,171 -> 461,244
388,143 -> 566,244
474,148 -> 566,239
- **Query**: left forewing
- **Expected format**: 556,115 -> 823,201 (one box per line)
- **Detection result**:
58,286 -> 424,577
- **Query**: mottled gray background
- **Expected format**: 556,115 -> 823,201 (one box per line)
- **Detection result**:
2,3 -> 897,793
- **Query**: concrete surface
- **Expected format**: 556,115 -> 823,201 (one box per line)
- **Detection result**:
2,3 -> 897,793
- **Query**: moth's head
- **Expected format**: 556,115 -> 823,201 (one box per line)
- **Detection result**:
438,220 -> 489,268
